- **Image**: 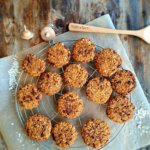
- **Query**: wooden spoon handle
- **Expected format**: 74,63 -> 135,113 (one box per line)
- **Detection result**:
69,23 -> 140,36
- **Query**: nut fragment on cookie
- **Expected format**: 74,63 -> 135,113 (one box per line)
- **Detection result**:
25,114 -> 52,141
64,64 -> 88,88
94,48 -> 122,77
17,83 -> 42,109
47,42 -> 71,68
86,77 -> 112,104
38,72 -> 62,96
52,121 -> 78,148
106,95 -> 135,123
57,92 -> 83,118
72,38 -> 96,63
111,69 -> 136,95
22,54 -> 46,77
81,119 -> 110,149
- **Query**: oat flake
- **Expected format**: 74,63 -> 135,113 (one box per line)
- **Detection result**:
8,56 -> 20,94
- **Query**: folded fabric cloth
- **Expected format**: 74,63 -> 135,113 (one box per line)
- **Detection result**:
0,14 -> 150,150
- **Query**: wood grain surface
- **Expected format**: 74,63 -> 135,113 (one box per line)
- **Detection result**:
0,0 -> 150,149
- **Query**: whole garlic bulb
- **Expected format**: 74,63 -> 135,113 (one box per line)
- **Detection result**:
41,26 -> 56,41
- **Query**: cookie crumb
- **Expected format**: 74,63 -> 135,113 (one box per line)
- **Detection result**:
11,122 -> 14,126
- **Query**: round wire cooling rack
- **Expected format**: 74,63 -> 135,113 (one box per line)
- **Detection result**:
15,40 -> 126,150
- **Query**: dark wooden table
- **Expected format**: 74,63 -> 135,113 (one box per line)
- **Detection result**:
0,0 -> 150,149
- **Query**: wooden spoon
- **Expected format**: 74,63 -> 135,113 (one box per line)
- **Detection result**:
69,23 -> 150,44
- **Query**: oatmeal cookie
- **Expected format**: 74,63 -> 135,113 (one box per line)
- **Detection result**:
17,83 -> 42,109
106,95 -> 135,123
25,114 -> 52,141
22,54 -> 46,77
57,92 -> 83,118
81,119 -> 110,149
38,72 -> 62,96
111,70 -> 136,95
85,77 -> 112,104
64,64 -> 88,88
72,38 -> 96,63
95,48 -> 122,77
47,42 -> 71,68
52,121 -> 78,148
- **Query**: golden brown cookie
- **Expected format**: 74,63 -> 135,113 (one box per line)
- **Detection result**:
81,119 -> 110,149
106,95 -> 135,123
52,121 -> 78,148
47,42 -> 71,68
95,48 -> 122,77
17,83 -> 42,109
25,114 -> 52,141
57,92 -> 83,118
85,77 -> 112,104
22,54 -> 46,77
111,70 -> 136,95
38,72 -> 62,96
72,38 -> 96,63
64,64 -> 88,88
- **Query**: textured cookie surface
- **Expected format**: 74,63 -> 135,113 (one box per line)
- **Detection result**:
38,72 -> 62,96
81,119 -> 110,148
64,64 -> 88,88
25,114 -> 52,141
111,70 -> 136,95
47,42 -> 70,68
72,38 -> 96,63
52,121 -> 78,148
106,95 -> 135,123
95,48 -> 122,77
86,77 -> 112,104
17,83 -> 42,109
57,92 -> 83,118
22,54 -> 46,77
